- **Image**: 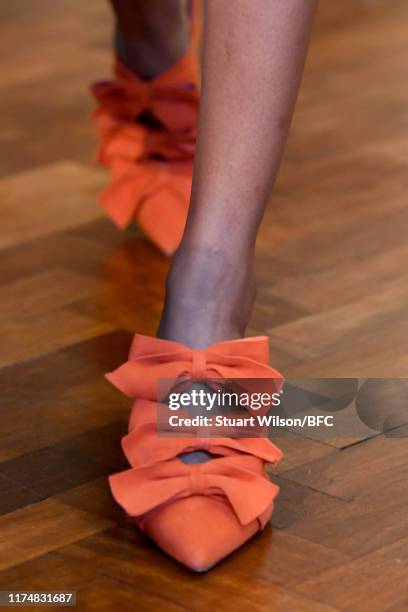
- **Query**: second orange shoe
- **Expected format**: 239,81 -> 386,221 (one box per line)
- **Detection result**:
91,1 -> 201,256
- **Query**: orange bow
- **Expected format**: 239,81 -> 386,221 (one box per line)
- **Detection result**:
94,112 -> 195,165
92,60 -> 199,133
109,454 -> 279,528
99,156 -> 191,242
106,334 -> 284,401
122,399 -> 283,469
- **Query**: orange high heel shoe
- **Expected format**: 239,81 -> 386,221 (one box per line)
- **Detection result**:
91,2 -> 201,256
106,334 -> 284,571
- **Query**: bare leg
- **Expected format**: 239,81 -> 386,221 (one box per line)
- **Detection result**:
158,0 -> 317,348
110,0 -> 190,79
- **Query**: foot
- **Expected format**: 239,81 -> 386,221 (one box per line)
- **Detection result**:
157,245 -> 256,349
114,0 -> 190,80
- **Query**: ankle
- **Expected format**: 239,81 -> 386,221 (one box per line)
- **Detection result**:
157,244 -> 256,348
114,3 -> 190,80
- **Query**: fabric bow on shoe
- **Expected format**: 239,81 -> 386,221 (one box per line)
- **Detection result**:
106,335 -> 283,400
92,60 -> 199,133
122,399 -> 283,469
94,114 -> 195,166
109,454 -> 279,529
99,157 -> 191,244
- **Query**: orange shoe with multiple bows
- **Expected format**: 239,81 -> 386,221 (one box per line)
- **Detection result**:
106,334 -> 284,571
91,3 -> 201,256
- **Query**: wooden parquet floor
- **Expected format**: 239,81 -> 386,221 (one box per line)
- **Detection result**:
1,1 -> 408,610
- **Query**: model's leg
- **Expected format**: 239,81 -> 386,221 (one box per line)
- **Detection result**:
158,0 -> 317,348
110,0 -> 190,79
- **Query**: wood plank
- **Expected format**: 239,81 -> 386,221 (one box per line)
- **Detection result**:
274,435 -> 336,474
0,434 -> 114,498
55,477 -> 124,524
228,528 -> 350,588
288,475 -> 408,557
0,474 -> 42,517
0,330 -> 132,408
267,278 -> 408,376
57,528 -> 336,612
271,475 -> 349,530
75,577 -> 186,612
0,499 -> 113,572
0,308 -> 114,368
294,535 -> 408,612
0,392 -> 127,463
0,268 -> 110,320
0,162 -> 105,250
0,550 -> 100,591
283,435 -> 408,500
